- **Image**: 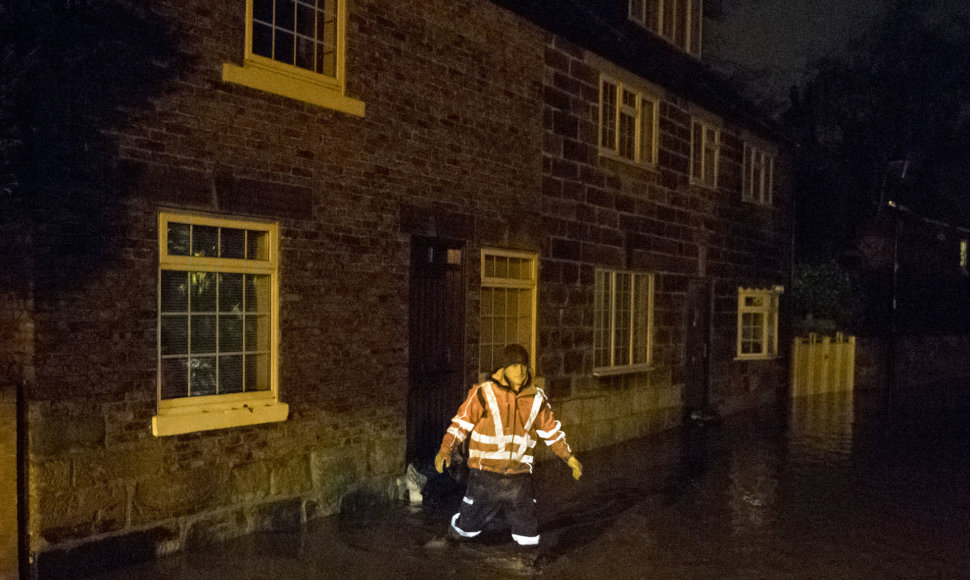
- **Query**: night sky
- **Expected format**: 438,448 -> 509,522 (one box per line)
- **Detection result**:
708,0 -> 970,101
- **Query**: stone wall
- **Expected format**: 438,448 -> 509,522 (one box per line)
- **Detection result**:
535,35 -> 791,433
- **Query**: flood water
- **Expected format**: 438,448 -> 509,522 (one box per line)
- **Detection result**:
91,387 -> 970,579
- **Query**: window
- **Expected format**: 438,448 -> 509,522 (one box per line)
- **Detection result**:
222,0 -> 365,116
594,270 -> 654,375
743,143 -> 774,206
154,211 -> 288,436
628,0 -> 703,56
691,118 -> 719,188
479,249 -> 537,377
599,76 -> 659,166
737,287 -> 780,360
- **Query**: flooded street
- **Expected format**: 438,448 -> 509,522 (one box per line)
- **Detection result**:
92,387 -> 970,579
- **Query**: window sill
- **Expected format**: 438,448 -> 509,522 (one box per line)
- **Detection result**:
735,355 -> 778,362
222,61 -> 365,117
593,364 -> 653,377
598,150 -> 657,172
152,394 -> 289,436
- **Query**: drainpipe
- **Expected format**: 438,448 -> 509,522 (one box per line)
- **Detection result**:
17,376 -> 29,579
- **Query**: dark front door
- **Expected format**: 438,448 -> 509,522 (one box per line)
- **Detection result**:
684,279 -> 712,412
407,237 -> 465,465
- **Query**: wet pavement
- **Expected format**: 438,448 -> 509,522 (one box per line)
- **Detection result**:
89,386 -> 970,579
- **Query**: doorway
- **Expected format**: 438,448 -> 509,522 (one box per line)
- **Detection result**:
407,237 -> 465,466
683,279 -> 712,414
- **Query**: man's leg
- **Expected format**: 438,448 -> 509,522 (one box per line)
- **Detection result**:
449,469 -> 500,540
505,474 -> 540,546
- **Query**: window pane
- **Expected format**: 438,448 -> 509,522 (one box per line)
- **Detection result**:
192,271 -> 218,312
495,256 -> 508,279
245,274 -> 270,312
295,36 -> 315,70
191,314 -> 217,354
594,271 -> 611,367
245,314 -> 270,351
646,0 -> 660,30
691,123 -> 703,179
246,354 -> 271,391
253,0 -> 273,23
192,225 -> 219,257
160,358 -> 188,399
247,230 -> 269,260
614,273 -> 632,366
601,81 -> 617,149
253,22 -> 273,59
189,356 -> 218,396
675,0 -> 689,48
630,0 -> 644,22
619,110 -> 636,160
317,6 -> 338,76
296,1 -> 315,38
640,99 -> 655,163
221,228 -> 246,259
277,0 -> 295,31
690,0 -> 702,54
632,274 -> 650,364
219,314 -> 244,352
161,270 -> 188,312
275,29 -> 294,64
220,355 -> 244,394
167,222 -> 191,256
662,0 -> 676,40
219,273 -> 245,312
161,315 -> 188,356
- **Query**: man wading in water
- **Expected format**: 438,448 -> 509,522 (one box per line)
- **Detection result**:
435,344 -> 583,549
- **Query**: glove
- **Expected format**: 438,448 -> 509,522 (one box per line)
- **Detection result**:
435,449 -> 452,474
567,456 -> 583,480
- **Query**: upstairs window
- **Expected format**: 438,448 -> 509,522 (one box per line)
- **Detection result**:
599,76 -> 659,166
743,143 -> 774,206
691,118 -> 719,188
629,0 -> 703,56
594,270 -> 654,376
737,287 -> 780,360
222,0 -> 364,116
154,211 -> 288,436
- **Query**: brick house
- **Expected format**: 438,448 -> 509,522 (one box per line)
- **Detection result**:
1,0 -> 791,575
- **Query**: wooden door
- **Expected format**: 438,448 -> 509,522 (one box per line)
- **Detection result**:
407,237 -> 465,465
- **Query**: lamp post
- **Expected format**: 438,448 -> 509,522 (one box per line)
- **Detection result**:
881,158 -> 908,425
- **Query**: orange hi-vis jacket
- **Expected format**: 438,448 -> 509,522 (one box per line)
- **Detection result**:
439,380 -> 574,475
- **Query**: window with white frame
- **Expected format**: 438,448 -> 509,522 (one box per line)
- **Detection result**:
594,270 -> 654,375
479,249 -> 537,377
737,287 -> 780,359
743,143 -> 774,206
599,76 -> 659,166
628,0 -> 703,56
222,0 -> 364,116
154,211 -> 288,436
691,118 -> 719,187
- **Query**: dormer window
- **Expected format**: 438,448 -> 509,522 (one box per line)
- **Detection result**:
629,0 -> 702,56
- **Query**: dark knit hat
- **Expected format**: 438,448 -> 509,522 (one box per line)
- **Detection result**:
498,344 -> 530,370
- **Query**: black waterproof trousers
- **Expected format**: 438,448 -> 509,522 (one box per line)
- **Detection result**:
449,468 -> 540,546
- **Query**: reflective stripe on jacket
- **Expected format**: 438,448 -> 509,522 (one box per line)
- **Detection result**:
439,380 -> 573,475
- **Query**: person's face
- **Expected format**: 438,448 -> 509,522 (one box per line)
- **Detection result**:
504,363 -> 528,389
